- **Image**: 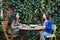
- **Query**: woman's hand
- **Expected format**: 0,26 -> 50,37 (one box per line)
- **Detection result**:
35,26 -> 45,29
17,25 -> 22,28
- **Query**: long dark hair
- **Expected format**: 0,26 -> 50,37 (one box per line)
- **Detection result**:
45,14 -> 50,20
43,14 -> 51,22
8,12 -> 18,26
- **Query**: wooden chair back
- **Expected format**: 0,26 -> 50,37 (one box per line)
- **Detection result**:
1,21 -> 9,40
1,21 -> 19,40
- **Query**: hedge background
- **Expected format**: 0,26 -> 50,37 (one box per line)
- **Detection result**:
0,0 -> 60,40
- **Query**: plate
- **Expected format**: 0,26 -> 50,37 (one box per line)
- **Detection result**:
29,24 -> 38,28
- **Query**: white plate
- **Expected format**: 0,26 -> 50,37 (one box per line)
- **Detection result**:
29,24 -> 38,28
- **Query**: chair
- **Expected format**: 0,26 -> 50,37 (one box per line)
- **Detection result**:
1,21 -> 19,40
46,24 -> 57,40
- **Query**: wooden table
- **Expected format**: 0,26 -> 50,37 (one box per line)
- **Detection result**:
18,26 -> 41,40
20,27 -> 41,30
18,25 -> 41,30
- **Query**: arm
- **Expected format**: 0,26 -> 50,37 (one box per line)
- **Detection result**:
45,22 -> 52,29
16,20 -> 21,26
45,20 -> 52,29
38,26 -> 45,29
11,21 -> 18,29
17,22 -> 21,26
35,26 -> 45,30
37,21 -> 52,29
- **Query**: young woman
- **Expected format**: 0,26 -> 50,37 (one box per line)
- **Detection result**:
8,12 -> 21,34
39,14 -> 52,40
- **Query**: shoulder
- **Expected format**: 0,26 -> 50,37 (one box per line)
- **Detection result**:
48,20 -> 52,23
45,20 -> 52,24
47,20 -> 52,25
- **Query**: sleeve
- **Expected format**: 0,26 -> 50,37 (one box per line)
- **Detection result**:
17,22 -> 21,26
11,21 -> 17,29
45,21 -> 52,29
17,21 -> 21,26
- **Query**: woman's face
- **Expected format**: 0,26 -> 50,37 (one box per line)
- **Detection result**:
16,13 -> 19,19
43,14 -> 46,19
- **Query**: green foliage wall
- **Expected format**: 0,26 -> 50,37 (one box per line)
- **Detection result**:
3,0 -> 60,24
2,0 -> 60,39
